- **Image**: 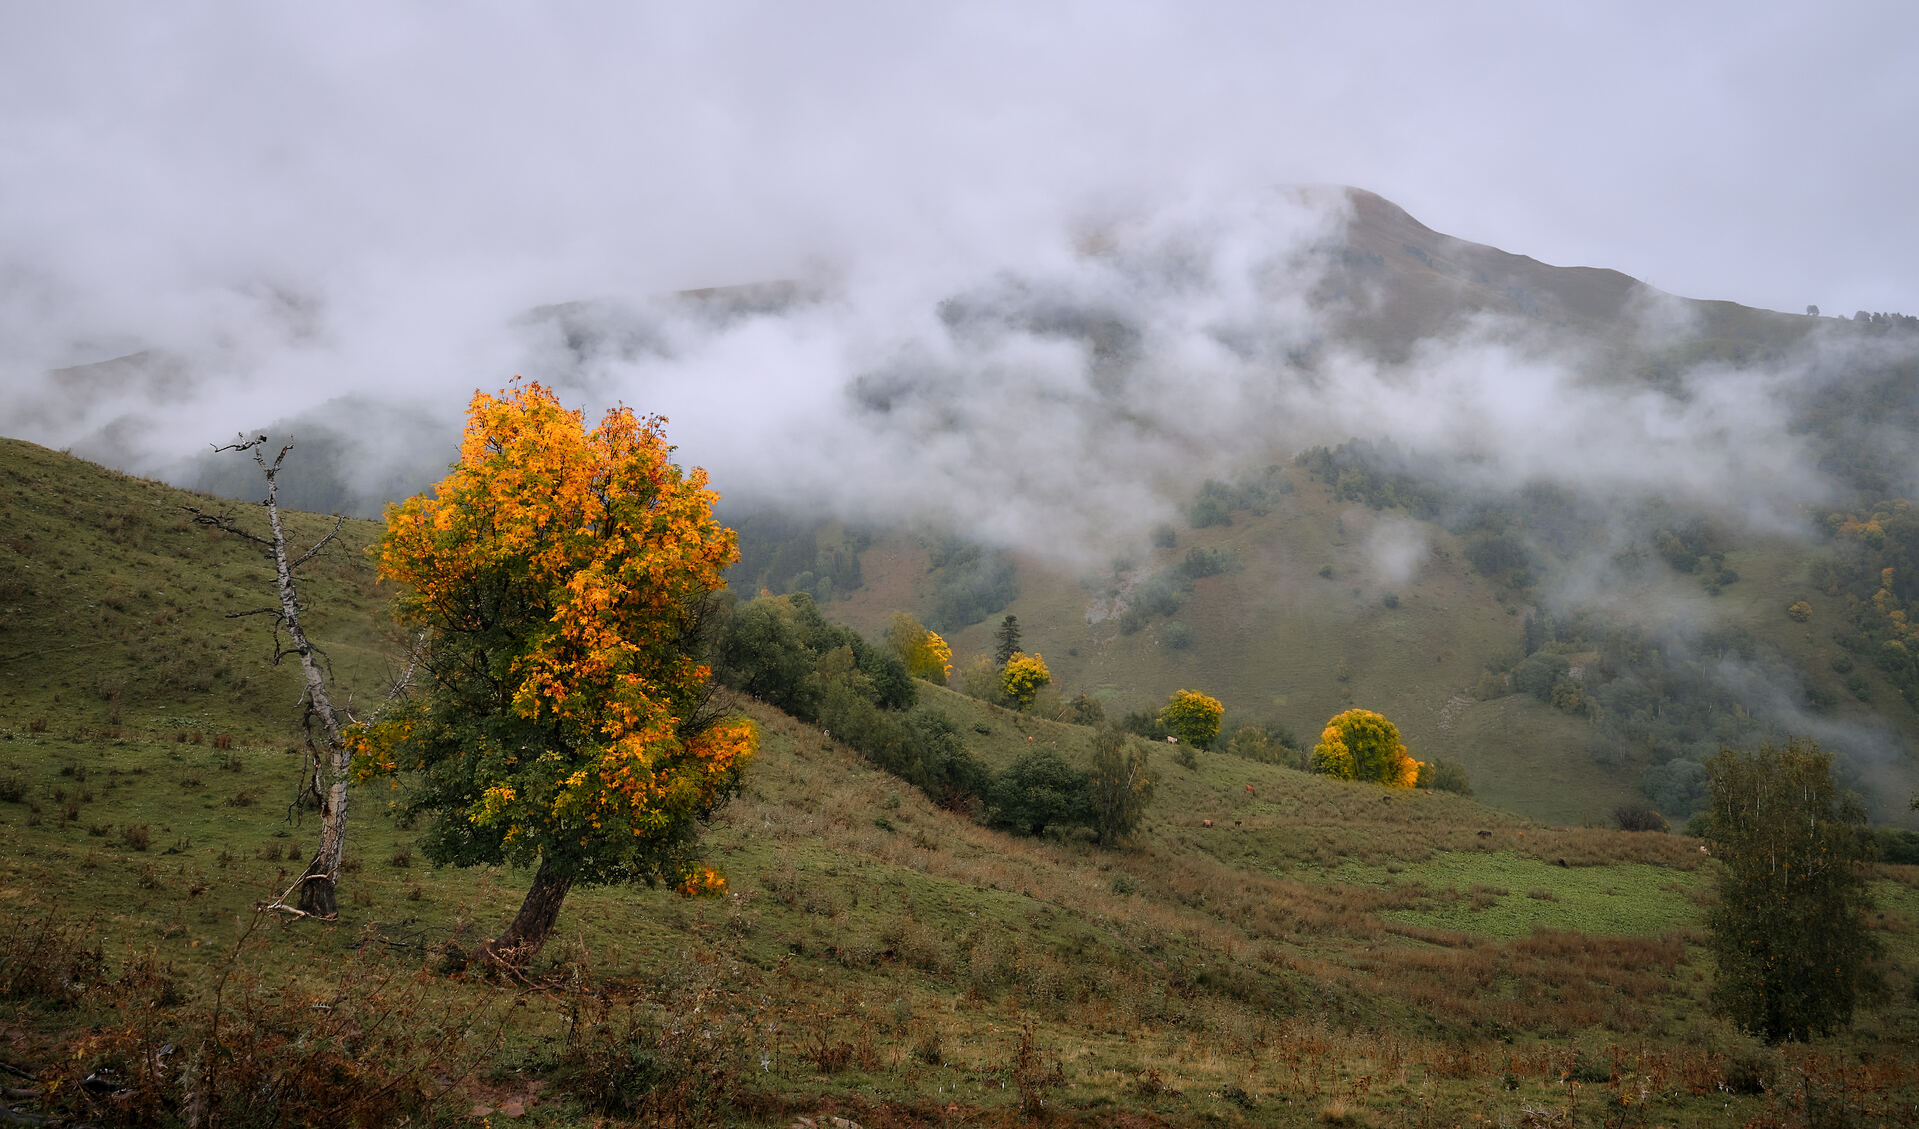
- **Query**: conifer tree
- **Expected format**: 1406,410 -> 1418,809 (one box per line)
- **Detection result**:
993,614 -> 1022,667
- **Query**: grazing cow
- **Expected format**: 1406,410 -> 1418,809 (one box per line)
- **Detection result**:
1244,784 -> 1256,797
1202,819 -> 1213,828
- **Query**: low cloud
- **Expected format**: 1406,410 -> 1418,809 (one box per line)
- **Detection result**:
1361,514 -> 1431,589
12,183 -> 1899,574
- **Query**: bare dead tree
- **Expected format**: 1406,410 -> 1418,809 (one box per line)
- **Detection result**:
185,435 -> 409,918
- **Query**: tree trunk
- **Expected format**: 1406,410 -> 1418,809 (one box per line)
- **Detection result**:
294,772 -> 351,916
294,857 -> 338,918
190,439 -> 367,920
471,857 -> 576,971
262,476 -> 356,918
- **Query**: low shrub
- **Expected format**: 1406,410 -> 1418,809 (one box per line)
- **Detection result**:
554,962 -> 762,1123
0,911 -> 107,1008
1613,803 -> 1669,833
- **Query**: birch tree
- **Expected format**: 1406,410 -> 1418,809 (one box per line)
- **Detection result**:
186,436 -> 392,918
1704,739 -> 1879,1041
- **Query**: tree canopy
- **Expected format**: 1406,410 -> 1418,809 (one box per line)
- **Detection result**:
359,382 -> 755,965
1159,689 -> 1224,750
1704,739 -> 1878,1042
1000,651 -> 1051,710
885,610 -> 953,685
988,748 -> 1087,837
1310,709 -> 1419,786
1087,726 -> 1156,845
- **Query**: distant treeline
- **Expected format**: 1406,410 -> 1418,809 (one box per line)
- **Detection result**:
711,592 -> 1148,843
1479,610 -> 1797,816
1298,440 -> 1742,595
1817,500 -> 1919,713
1295,439 -> 1876,818
924,538 -> 1019,632
1784,334 -> 1919,500
724,510 -> 868,604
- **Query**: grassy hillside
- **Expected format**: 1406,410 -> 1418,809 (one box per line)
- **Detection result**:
35,185 -> 1918,830
0,437 -> 391,743
824,463 -> 1919,829
1322,187 -> 1817,362
2,439 -> 1918,1126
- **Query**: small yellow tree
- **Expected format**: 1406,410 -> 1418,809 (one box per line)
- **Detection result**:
1000,651 -> 1051,710
885,610 -> 953,684
1311,709 -> 1420,786
1159,689 -> 1225,750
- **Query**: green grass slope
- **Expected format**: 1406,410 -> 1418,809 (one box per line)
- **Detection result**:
3,439 -> 1917,1126
827,462 -> 1919,828
0,437 -> 392,743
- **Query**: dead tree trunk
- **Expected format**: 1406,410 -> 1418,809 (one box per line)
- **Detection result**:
186,436 -> 402,919
469,856 -> 577,971
258,470 -> 353,916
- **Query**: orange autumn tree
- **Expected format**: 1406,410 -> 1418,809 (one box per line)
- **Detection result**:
360,382 -> 756,968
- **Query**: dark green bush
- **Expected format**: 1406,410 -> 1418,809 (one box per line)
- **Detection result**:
988,749 -> 1089,838
1512,653 -> 1570,700
1613,803 -> 1669,832
1875,827 -> 1919,865
1416,758 -> 1472,795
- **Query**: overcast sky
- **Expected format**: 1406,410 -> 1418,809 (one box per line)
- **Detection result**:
3,1 -> 1916,457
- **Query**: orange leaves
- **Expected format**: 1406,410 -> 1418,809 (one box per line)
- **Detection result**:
379,382 -> 730,725
345,721 -> 399,782
368,381 -> 755,884
677,866 -> 728,898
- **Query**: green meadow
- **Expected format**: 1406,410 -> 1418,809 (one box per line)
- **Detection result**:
3,437 -> 1917,1126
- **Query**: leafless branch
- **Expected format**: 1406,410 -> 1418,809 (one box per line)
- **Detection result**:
211,434 -> 269,455
355,634 -> 425,727
225,607 -> 283,620
183,505 -> 275,548
260,869 -> 338,920
198,431 -> 364,918
290,514 -> 347,569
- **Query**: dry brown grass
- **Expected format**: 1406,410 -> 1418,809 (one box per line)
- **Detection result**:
721,701 -> 1720,1061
